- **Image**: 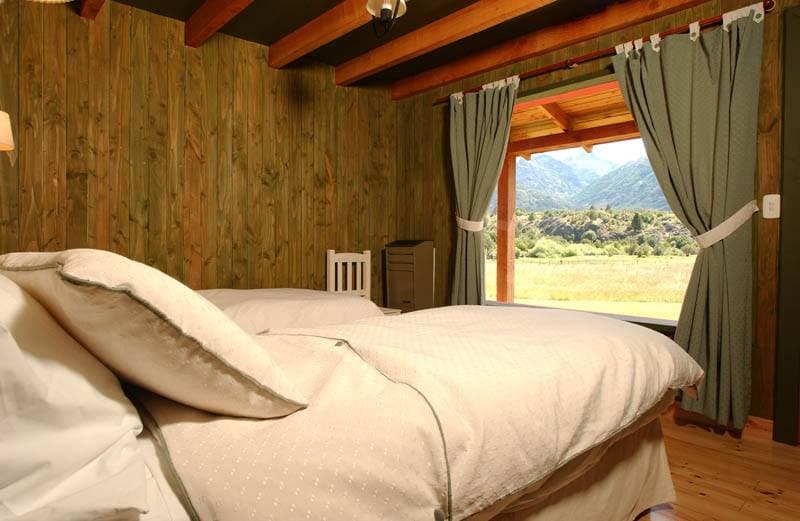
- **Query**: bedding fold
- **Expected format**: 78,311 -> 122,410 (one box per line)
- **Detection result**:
137,306 -> 703,521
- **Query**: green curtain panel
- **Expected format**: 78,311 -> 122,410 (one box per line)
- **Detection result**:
613,5 -> 764,429
450,78 -> 518,305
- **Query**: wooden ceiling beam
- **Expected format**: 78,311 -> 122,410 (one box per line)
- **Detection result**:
539,103 -> 571,132
335,0 -> 558,86
80,0 -> 105,20
515,81 -> 619,113
390,0 -> 706,100
508,121 -> 640,156
269,0 -> 370,68
185,0 -> 254,48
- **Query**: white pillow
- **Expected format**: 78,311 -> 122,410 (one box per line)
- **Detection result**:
0,250 -> 306,419
199,288 -> 384,334
0,274 -> 147,520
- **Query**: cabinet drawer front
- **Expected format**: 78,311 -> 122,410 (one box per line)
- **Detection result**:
387,253 -> 414,265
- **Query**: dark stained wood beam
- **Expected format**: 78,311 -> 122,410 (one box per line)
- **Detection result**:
185,0 -> 254,48
80,0 -> 105,20
269,0 -> 370,68
391,0 -> 706,100
336,0 -> 558,86
508,121 -> 640,156
496,154 -> 516,303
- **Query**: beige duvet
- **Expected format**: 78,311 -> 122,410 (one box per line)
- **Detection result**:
138,306 -> 703,521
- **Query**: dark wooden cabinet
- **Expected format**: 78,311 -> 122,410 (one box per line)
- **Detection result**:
384,240 -> 435,312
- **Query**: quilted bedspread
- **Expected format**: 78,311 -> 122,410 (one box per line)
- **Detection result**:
139,306 -> 703,521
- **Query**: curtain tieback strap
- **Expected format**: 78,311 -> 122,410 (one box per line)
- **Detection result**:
694,200 -> 759,249
456,216 -> 484,232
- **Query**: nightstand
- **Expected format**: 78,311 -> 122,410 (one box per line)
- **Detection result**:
379,307 -> 402,316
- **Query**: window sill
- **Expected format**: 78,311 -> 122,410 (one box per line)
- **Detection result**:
485,300 -> 678,338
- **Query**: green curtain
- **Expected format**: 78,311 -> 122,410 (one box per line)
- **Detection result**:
613,7 -> 764,429
450,79 -> 518,305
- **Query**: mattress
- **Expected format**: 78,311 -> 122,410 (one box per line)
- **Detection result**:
135,305 -> 701,521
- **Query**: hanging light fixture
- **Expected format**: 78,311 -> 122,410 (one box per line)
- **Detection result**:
366,0 -> 409,39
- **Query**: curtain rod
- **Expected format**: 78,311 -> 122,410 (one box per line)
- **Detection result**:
432,0 -> 775,107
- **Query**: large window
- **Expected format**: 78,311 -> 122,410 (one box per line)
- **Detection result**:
485,139 -> 695,321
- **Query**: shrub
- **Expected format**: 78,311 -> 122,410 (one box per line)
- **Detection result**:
531,238 -> 564,258
581,229 -> 597,243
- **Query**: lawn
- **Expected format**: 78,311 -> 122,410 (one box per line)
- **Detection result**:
485,255 -> 696,321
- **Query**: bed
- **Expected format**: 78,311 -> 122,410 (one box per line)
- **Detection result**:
0,249 -> 703,521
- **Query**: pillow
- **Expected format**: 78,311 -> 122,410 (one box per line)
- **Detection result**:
0,249 -> 306,419
199,288 -> 384,334
0,274 -> 147,520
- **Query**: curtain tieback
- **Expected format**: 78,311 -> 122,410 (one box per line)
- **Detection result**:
456,216 -> 484,232
694,200 -> 759,249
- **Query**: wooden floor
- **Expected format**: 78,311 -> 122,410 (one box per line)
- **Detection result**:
639,411 -> 800,521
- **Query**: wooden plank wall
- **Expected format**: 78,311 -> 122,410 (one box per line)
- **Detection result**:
0,0 -> 398,304
395,0 -> 798,419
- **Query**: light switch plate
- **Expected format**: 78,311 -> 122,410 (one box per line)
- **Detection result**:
762,194 -> 781,219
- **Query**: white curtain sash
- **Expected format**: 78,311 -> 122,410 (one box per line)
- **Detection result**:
694,200 -> 759,249
456,216 -> 484,232
723,2 -> 765,31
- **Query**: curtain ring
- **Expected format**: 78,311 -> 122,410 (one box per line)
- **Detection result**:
689,21 -> 700,41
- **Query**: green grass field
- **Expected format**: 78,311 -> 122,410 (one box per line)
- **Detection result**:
485,255 -> 696,321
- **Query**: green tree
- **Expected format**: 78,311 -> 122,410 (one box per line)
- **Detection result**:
630,212 -> 644,232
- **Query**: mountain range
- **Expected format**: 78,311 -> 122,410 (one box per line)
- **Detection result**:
490,153 -> 669,212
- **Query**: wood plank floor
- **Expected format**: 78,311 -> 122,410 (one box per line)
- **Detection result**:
639,411 -> 800,521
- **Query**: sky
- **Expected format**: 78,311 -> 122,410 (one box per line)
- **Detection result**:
547,138 -> 647,165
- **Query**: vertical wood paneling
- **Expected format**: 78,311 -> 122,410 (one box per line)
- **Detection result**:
65,11 -> 90,249
200,39 -> 219,289
0,0 -> 19,254
231,38 -> 249,289
287,71 -> 302,288
146,17 -> 169,273
5,3 -> 406,306
166,17 -> 185,281
216,36 -> 234,288
19,2 -> 44,252
272,66 -> 290,288
246,42 -> 267,288
129,9 -> 148,262
183,45 -> 204,288
258,48 -> 277,289
300,66 -> 316,289
108,3 -> 131,256
89,5 -> 110,250
42,4 -> 67,251
749,0 -> 787,419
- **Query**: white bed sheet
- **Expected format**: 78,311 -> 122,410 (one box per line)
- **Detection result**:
137,305 -> 702,521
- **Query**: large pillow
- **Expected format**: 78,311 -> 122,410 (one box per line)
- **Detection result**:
0,274 -> 147,520
0,249 -> 306,419
199,288 -> 384,334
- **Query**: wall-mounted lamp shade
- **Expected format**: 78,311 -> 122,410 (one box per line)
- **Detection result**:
0,111 -> 13,152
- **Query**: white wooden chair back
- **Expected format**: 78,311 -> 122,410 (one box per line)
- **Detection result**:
326,250 -> 371,298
